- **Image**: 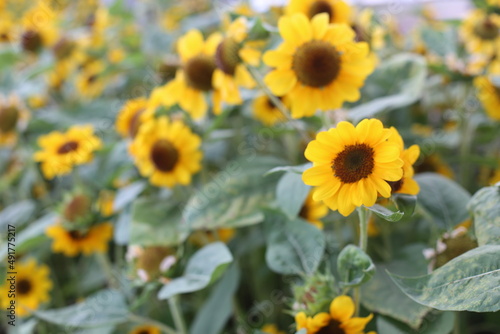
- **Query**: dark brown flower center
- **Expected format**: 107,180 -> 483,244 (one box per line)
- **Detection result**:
0,106 -> 20,133
128,109 -> 145,138
299,203 -> 309,220
58,141 -> 79,154
388,178 -> 404,193
21,30 -> 43,53
317,319 -> 345,334
473,18 -> 499,41
87,74 -> 98,84
293,40 -> 341,87
68,230 -> 87,240
0,33 -> 10,42
137,331 -> 149,334
150,139 -> 179,172
215,37 -> 241,76
332,144 -> 375,183
266,96 -> 283,109
184,55 -> 216,91
17,279 -> 32,295
64,194 -> 91,222
53,38 -> 76,60
308,0 -> 334,20
158,61 -> 179,83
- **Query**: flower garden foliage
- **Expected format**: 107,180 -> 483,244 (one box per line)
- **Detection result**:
0,0 -> 500,333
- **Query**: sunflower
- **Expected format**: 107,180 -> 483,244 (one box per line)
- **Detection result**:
115,97 -> 155,138
263,13 -> 375,118
129,325 -> 161,334
386,128 -> 420,195
75,61 -> 108,99
0,95 -> 29,146
0,259 -> 52,317
212,17 -> 260,111
474,75 -> 500,120
295,295 -> 374,334
460,9 -> 500,56
46,222 -> 113,257
33,125 -> 102,179
302,119 -> 403,217
160,30 -> 222,119
129,116 -> 202,188
414,154 -> 454,179
252,94 -> 292,126
20,2 -> 59,53
286,0 -> 351,25
299,191 -> 328,229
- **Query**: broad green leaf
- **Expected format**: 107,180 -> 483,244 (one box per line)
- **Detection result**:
130,197 -> 187,247
415,173 -> 471,230
113,181 -> 146,211
366,204 -> 404,222
0,200 -> 36,229
0,50 -> 19,71
33,289 -> 128,328
468,184 -> 500,246
247,17 -> 270,40
421,27 -> 458,57
361,244 -> 431,329
377,312 -> 455,334
189,264 -> 240,334
276,172 -> 310,219
389,245 -> 500,312
264,210 -> 325,275
337,245 -> 375,287
0,213 -> 57,260
158,242 -> 233,300
349,53 -> 427,121
183,156 -> 284,230
366,195 -> 416,222
114,209 -> 130,245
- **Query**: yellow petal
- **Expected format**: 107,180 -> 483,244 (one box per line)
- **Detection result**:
239,47 -> 261,67
178,30 -> 204,61
311,13 -> 329,39
263,49 -> 293,70
264,69 -> 297,96
278,13 -> 312,46
330,295 -> 355,322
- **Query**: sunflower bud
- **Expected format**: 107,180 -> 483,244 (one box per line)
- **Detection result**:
0,105 -> 19,133
292,274 -> 337,316
53,37 -> 76,60
130,246 -> 176,282
62,193 -> 93,226
21,30 -> 43,53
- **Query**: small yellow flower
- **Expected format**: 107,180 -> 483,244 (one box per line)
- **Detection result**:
263,13 -> 375,118
34,125 -> 102,179
129,116 -> 202,188
20,2 -> 59,53
252,94 -> 290,126
108,48 -> 125,64
295,295 -> 374,334
299,191 -> 328,229
0,259 -> 52,317
286,0 -> 352,25
474,75 -> 500,121
414,154 -> 454,179
46,222 -> 113,257
129,324 -> 161,334
0,95 -> 29,146
115,97 -> 155,138
302,119 -> 403,217
461,9 -> 500,56
75,61 -> 108,99
98,190 -> 115,217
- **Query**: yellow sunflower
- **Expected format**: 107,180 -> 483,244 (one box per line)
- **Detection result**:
286,0 -> 351,25
46,222 -> 113,257
129,116 -> 202,188
33,125 -> 102,179
295,295 -> 374,334
474,75 -> 500,120
414,154 -> 454,179
386,127 -> 420,195
261,324 -> 285,334
460,9 -> 500,56
75,61 -> 107,99
0,13 -> 15,43
20,2 -> 59,53
263,13 -> 375,118
129,325 -> 161,334
0,259 -> 52,317
299,191 -> 328,229
302,119 -> 403,217
252,94 -> 291,126
160,30 -> 222,119
212,17 -> 260,111
0,95 -> 29,146
115,97 -> 155,138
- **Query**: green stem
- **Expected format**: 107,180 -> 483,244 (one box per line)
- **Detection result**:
354,206 -> 369,316
128,313 -> 177,334
453,312 -> 461,334
169,296 -> 187,334
95,252 -> 118,289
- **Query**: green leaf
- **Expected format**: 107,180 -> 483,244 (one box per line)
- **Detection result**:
265,163 -> 311,176
276,172 -> 310,219
361,244 -> 431,329
113,181 -> 146,211
0,200 -> 36,229
33,289 -> 128,328
468,184 -> 500,246
349,53 -> 427,121
183,156 -> 284,230
130,197 -> 187,247
189,264 -> 240,334
389,245 -> 500,312
264,210 -> 325,275
158,242 -> 233,300
366,204 -> 404,222
415,173 -> 471,230
393,194 -> 417,217
247,17 -> 270,40
0,50 -> 20,71
337,244 -> 375,287
421,27 -> 458,57
377,311 -> 455,334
